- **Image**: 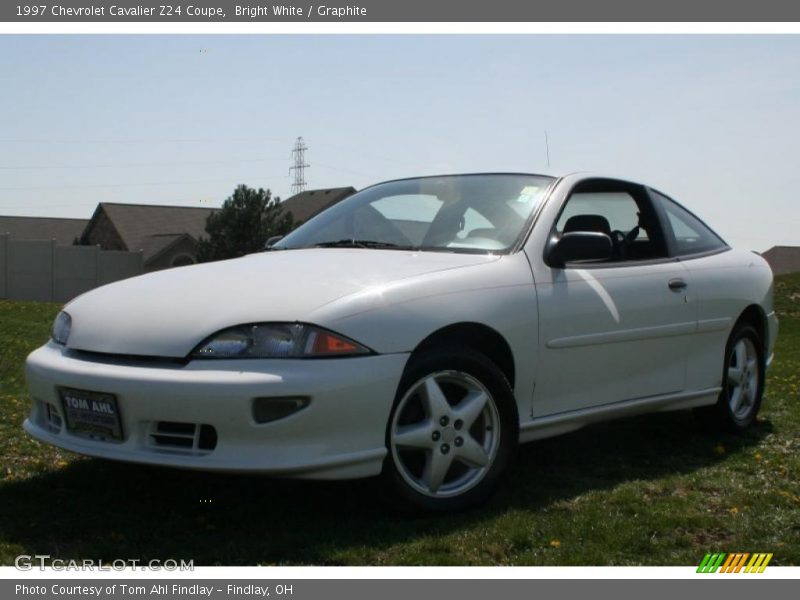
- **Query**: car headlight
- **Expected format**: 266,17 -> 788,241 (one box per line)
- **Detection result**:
51,311 -> 72,345
190,323 -> 372,359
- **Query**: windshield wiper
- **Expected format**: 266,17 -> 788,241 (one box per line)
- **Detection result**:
313,239 -> 411,250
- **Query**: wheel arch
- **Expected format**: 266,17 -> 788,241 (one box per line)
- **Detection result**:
410,322 -> 516,390
734,304 -> 768,355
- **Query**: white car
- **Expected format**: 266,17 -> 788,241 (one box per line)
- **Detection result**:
24,173 -> 778,510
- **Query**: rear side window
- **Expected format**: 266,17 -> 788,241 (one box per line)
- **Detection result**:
652,190 -> 727,256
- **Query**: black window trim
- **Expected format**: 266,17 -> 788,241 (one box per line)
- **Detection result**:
646,187 -> 730,261
542,177 -> 676,270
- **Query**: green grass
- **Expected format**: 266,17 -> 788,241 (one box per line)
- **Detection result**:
0,277 -> 798,566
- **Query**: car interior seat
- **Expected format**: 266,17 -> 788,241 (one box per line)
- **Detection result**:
562,214 -> 612,237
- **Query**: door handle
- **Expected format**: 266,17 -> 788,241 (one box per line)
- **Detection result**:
668,278 -> 688,291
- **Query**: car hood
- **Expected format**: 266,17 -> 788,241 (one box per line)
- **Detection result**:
64,248 -> 500,357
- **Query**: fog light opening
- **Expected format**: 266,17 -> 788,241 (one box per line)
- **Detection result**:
252,396 -> 310,424
198,424 -> 218,450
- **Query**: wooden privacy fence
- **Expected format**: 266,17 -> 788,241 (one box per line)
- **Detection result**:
0,234 -> 144,303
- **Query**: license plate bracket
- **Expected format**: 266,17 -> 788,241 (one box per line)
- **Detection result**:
59,387 -> 123,442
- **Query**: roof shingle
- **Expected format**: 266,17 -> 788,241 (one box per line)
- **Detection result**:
0,215 -> 89,245
90,202 -> 216,260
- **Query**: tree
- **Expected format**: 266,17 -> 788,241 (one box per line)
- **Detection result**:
197,184 -> 293,262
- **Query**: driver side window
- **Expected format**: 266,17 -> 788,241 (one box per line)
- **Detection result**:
557,192 -> 642,238
555,183 -> 667,262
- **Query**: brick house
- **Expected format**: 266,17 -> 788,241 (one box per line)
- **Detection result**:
80,203 -> 216,272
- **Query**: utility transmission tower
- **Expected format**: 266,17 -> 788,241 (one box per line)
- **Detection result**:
289,136 -> 310,194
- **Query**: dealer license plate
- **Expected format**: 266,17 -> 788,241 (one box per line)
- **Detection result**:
59,388 -> 123,441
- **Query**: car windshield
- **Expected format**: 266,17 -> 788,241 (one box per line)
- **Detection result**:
274,173 -> 554,254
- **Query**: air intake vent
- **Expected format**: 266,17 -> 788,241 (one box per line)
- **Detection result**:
147,421 -> 217,454
44,402 -> 63,433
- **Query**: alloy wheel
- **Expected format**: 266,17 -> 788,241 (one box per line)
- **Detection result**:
389,370 -> 501,498
727,337 -> 760,420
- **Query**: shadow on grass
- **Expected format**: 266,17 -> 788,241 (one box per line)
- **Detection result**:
0,410 -> 771,565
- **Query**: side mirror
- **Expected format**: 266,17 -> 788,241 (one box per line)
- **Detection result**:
549,231 -> 612,267
264,235 -> 284,250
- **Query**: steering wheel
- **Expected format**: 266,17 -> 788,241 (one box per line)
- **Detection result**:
610,227 -> 639,259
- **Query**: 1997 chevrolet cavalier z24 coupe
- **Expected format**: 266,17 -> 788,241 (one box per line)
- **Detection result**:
25,173 -> 777,510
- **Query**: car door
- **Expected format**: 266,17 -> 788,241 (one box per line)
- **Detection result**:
526,177 -> 696,417
650,188 -> 738,393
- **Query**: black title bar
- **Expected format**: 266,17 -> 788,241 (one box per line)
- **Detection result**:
4,0 -> 800,22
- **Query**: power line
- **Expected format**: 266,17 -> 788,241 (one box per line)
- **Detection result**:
313,162 -> 373,179
0,173 -> 290,192
0,136 -> 287,144
0,199 -> 214,211
314,139 -> 421,170
0,157 -> 289,170
0,201 -> 107,210
0,159 -> 378,194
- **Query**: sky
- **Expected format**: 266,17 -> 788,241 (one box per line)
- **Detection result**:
0,34 -> 798,251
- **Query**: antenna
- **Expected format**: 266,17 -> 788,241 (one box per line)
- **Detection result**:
544,130 -> 551,169
289,136 -> 310,194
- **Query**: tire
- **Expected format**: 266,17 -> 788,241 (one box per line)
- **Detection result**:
694,323 -> 765,432
384,345 -> 518,511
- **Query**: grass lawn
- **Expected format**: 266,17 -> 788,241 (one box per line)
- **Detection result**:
0,276 -> 798,566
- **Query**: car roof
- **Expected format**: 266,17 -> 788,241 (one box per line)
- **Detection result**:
360,172 -> 646,191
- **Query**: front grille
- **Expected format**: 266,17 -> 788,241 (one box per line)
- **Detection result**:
67,349 -> 187,367
147,421 -> 217,454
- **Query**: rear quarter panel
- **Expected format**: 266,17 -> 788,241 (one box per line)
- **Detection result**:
682,247 -> 775,390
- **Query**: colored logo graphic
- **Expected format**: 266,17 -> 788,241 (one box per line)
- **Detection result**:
697,553 -> 773,573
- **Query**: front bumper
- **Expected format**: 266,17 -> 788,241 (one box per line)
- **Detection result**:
24,342 -> 409,479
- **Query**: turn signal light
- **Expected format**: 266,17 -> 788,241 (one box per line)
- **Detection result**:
308,331 -> 362,356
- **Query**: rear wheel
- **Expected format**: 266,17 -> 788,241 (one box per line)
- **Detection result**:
385,346 -> 517,511
695,323 -> 764,432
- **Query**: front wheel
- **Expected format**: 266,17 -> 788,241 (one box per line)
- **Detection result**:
385,346 -> 517,511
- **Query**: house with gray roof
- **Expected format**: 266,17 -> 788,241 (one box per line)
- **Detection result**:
3,186 -> 356,274
0,215 -> 89,245
80,203 -> 217,271
762,246 -> 800,276
78,189 -> 356,271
